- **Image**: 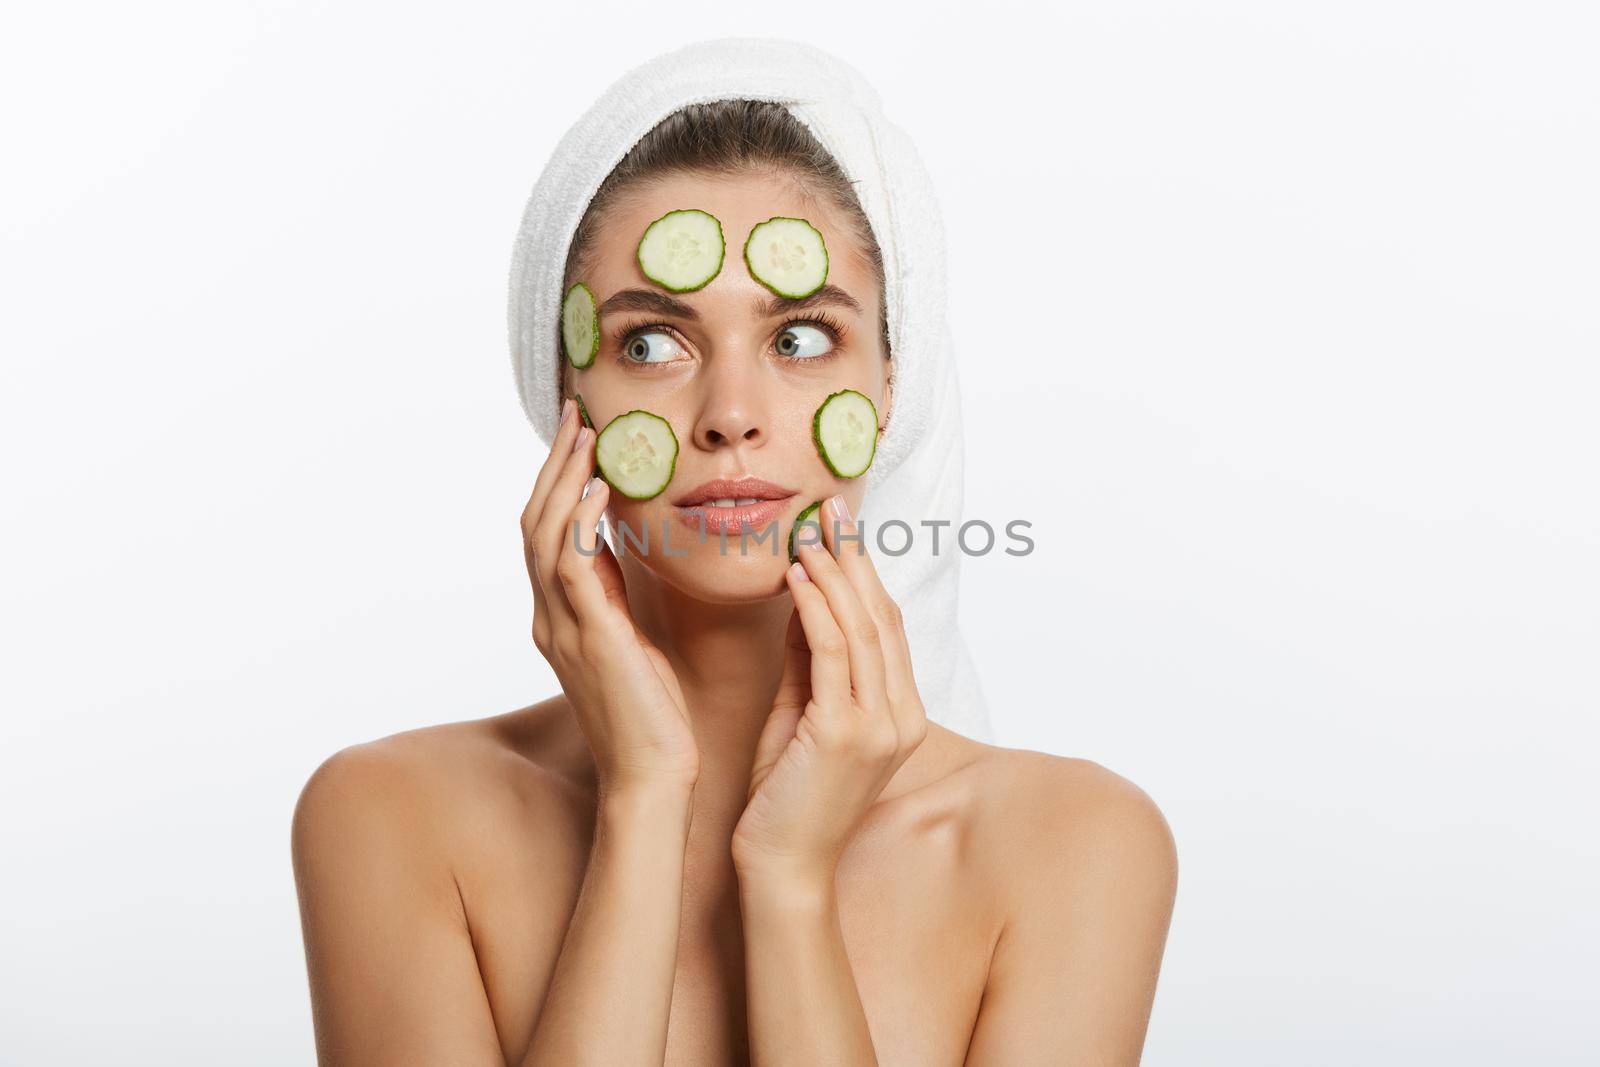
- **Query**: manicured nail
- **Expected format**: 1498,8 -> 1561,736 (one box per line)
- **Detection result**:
560,397 -> 575,427
572,426 -> 590,454
829,494 -> 851,523
789,560 -> 810,582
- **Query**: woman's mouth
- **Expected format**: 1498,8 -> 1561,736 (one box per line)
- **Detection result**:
672,478 -> 798,536
677,498 -> 797,535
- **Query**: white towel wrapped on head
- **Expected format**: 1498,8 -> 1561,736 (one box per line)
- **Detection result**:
507,35 -> 994,743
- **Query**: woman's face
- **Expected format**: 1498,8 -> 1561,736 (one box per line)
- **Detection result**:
565,168 -> 890,604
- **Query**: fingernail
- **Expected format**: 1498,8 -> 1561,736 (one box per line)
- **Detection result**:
572,426 -> 590,454
560,398 -> 575,427
586,475 -> 605,494
829,494 -> 851,523
789,560 -> 810,582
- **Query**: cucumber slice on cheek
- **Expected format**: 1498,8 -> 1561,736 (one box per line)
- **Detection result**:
594,409 -> 679,501
562,282 -> 598,368
743,216 -> 829,299
788,500 -> 824,561
812,388 -> 879,479
637,208 -> 725,292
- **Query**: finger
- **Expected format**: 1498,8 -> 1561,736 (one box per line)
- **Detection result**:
533,425 -> 598,616
521,397 -> 584,558
748,609 -> 809,797
795,536 -> 888,715
773,604 -> 811,710
555,475 -> 615,624
822,494 -> 916,712
785,560 -> 851,709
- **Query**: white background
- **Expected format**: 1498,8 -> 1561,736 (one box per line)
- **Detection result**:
3,2 -> 1596,1063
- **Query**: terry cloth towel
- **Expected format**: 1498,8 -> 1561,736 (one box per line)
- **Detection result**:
507,36 -> 994,743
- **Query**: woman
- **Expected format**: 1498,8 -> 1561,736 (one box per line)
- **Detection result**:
292,38 -> 1176,1066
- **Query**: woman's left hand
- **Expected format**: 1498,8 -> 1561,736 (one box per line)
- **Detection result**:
731,494 -> 930,888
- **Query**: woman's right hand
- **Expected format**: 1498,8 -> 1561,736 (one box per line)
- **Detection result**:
521,398 -> 700,797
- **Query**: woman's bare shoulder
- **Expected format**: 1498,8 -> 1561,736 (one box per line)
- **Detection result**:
290,696 -> 595,866
929,730 -> 1178,901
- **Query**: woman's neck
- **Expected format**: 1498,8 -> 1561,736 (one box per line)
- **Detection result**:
619,553 -> 795,816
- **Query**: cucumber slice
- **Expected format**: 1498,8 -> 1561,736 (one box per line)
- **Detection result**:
788,500 -> 824,560
595,409 -> 679,500
636,209 -> 725,292
812,388 -> 878,478
743,216 -> 829,299
573,392 -> 598,476
562,282 -> 598,368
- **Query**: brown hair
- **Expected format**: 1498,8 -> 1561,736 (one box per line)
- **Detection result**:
559,98 -> 891,390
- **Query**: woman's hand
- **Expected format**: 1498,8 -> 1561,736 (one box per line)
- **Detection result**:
521,398 -> 700,796
731,494 -> 929,887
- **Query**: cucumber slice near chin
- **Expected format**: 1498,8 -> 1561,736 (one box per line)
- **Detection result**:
637,209 -> 725,292
743,216 -> 828,299
573,392 -> 598,476
788,500 -> 824,560
595,409 -> 679,500
812,388 -> 878,479
562,282 -> 598,368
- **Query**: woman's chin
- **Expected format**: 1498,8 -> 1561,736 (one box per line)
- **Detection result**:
654,546 -> 794,604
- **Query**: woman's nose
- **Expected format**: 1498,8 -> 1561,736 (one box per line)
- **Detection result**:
693,403 -> 765,449
691,363 -> 769,451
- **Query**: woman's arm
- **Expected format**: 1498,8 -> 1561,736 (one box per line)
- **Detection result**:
291,751 -> 697,1067
519,402 -> 702,1063
737,866 -> 878,1064
731,495 -> 931,1064
962,762 -> 1178,1065
292,745 -> 507,1066
522,779 -> 694,1064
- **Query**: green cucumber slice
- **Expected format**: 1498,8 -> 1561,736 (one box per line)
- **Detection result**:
594,409 -> 679,500
811,388 -> 878,478
573,392 -> 598,476
788,500 -> 824,560
636,209 -> 725,292
743,216 -> 829,299
562,282 -> 598,368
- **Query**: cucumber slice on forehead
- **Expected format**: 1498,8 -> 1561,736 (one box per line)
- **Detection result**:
637,209 -> 725,292
561,282 -> 598,368
744,216 -> 829,299
595,409 -> 679,500
812,388 -> 878,478
788,500 -> 824,560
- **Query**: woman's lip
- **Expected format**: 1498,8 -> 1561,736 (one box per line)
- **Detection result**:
674,495 -> 797,535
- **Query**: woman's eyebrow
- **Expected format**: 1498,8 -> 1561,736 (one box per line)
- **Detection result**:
595,284 -> 864,322
755,284 -> 863,318
598,288 -> 699,321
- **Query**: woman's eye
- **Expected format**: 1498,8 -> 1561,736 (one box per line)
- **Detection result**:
774,324 -> 835,360
621,330 -> 687,364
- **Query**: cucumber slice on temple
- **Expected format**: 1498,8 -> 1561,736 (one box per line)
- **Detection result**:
636,209 -> 725,292
595,409 -> 679,500
562,282 -> 598,368
811,388 -> 878,478
743,216 -> 829,299
788,500 -> 824,560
